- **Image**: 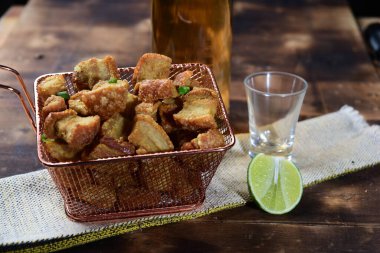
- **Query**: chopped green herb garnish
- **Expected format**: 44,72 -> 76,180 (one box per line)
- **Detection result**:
108,77 -> 118,83
57,91 -> 70,100
178,86 -> 191,95
41,133 -> 55,143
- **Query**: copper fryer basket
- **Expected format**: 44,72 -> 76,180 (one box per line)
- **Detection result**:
0,63 -> 235,222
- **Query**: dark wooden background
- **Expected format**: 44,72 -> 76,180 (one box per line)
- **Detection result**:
1,0 -> 380,252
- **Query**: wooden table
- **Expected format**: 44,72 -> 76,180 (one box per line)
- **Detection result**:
1,0 -> 379,252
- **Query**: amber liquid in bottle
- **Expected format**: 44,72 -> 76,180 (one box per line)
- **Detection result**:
152,0 -> 232,110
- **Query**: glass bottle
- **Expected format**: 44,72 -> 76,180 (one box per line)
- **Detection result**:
152,0 -> 232,110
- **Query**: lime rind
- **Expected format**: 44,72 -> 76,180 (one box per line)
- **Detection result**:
247,153 -> 303,215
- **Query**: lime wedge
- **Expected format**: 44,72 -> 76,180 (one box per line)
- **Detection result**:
247,153 -> 303,214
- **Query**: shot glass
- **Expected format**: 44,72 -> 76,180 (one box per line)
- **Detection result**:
244,71 -> 308,159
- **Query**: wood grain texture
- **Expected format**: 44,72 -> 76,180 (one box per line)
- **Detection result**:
0,5 -> 24,47
0,0 -> 380,252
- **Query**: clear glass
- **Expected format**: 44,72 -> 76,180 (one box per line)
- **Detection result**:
151,0 -> 232,111
244,72 -> 308,159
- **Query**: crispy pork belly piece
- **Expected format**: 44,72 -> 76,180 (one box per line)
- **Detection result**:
123,92 -> 139,117
69,80 -> 131,120
101,113 -> 126,139
172,70 -> 198,87
173,71 -> 192,87
173,88 -> 219,130
135,101 -> 161,121
43,109 -> 77,138
68,95 -> 89,115
180,142 -> 196,151
137,79 -> 178,103
183,87 -> 218,101
42,95 -> 67,118
85,137 -> 135,160
78,184 -> 116,209
55,113 -> 100,149
158,101 -> 179,133
38,75 -> 66,101
44,141 -> 81,162
132,53 -> 172,83
128,114 -> 174,154
195,129 -> 225,148
73,55 -> 119,90
181,129 -> 225,150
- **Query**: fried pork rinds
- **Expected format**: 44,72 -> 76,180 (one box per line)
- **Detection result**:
173,71 -> 192,87
43,109 -> 77,138
181,129 -> 225,150
44,109 -> 100,149
85,137 -> 135,160
42,95 -> 67,118
55,114 -> 100,149
101,113 -> 126,139
69,80 -> 131,120
173,88 -> 218,131
137,79 -> 178,103
128,114 -> 174,154
73,55 -> 119,90
158,102 -> 179,133
44,141 -> 81,162
123,92 -> 139,117
38,75 -> 66,101
172,70 -> 199,87
183,87 -> 218,101
195,129 -> 225,148
132,53 -> 172,83
135,101 -> 161,121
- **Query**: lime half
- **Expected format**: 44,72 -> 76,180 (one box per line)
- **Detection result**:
247,153 -> 303,215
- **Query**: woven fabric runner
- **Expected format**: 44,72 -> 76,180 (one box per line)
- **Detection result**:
1,106 -> 379,252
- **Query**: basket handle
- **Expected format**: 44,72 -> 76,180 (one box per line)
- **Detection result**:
0,65 -> 35,114
0,64 -> 36,132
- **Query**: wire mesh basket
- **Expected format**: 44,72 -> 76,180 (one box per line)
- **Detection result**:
0,63 -> 235,222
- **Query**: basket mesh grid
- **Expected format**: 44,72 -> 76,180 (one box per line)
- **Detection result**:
35,63 -> 234,221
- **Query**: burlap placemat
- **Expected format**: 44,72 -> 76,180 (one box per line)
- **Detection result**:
1,106 -> 379,252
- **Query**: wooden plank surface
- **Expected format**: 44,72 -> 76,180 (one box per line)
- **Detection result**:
0,5 -> 24,47
0,0 -> 379,252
